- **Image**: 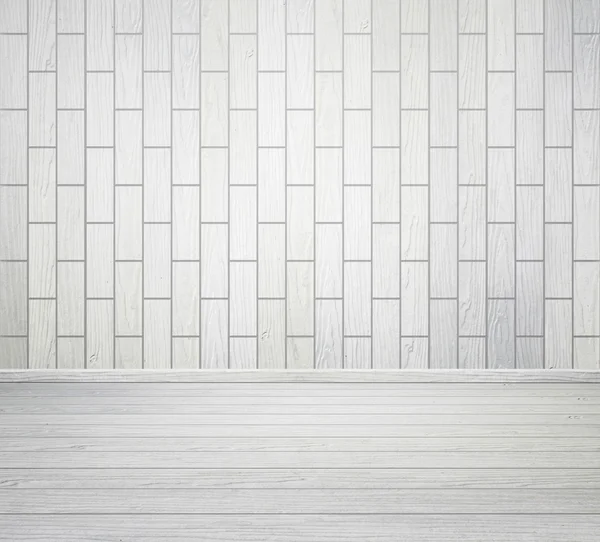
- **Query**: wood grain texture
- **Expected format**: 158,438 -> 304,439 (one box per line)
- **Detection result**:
57,35 -> 84,109
172,186 -> 200,260
57,262 -> 84,336
0,111 -> 27,185
315,299 -> 343,368
144,300 -> 171,369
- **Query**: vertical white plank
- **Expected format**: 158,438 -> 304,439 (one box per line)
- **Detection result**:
574,111 -> 600,186
546,0 -> 573,71
545,224 -> 573,298
516,35 -> 543,110
29,149 -> 56,223
200,148 -> 228,222
516,261 -> 544,336
115,35 -> 142,110
172,186 -> 200,261
143,299 -> 171,369
230,111 -> 257,185
372,300 -> 400,369
459,35 -> 486,110
344,262 -> 371,336
315,0 -> 342,71
430,299 -> 458,369
115,186 -> 142,261
459,0 -> 486,33
287,35 -> 314,110
230,338 -> 258,370
430,148 -> 457,222
401,0 -> 428,33
143,224 -> 170,298
401,186 -> 428,260
545,300 -> 573,369
258,73 -> 285,147
29,0 -> 56,71
0,111 -> 27,185
0,262 -> 27,336
201,0 -> 228,70
288,337 -> 315,369
29,300 -> 57,369
516,337 -> 544,370
487,72 -> 514,147
86,224 -> 113,298
173,35 -> 200,109
344,111 -> 371,185
487,299 -> 515,369
372,224 -> 400,299
115,261 -> 142,336
87,148 -> 113,223
345,0 -> 371,32
430,0 -> 457,71
201,73 -> 228,147
459,337 -> 486,369
258,224 -> 286,299
574,186 -> 600,260
287,0 -> 315,32
487,223 -> 515,298
115,337 -> 143,370
230,0 -> 256,33
200,224 -> 228,298
86,0 -> 113,70
574,262 -> 600,336
87,72 -> 113,147
57,262 -> 84,336
344,337 -> 371,369
57,111 -> 85,186
430,73 -> 457,147
230,35 -> 256,110
287,186 -> 314,261
201,299 -> 228,369
545,148 -> 573,222
230,186 -> 257,260
115,0 -> 143,33
258,149 -> 286,222
258,0 -> 286,71
430,224 -> 458,299
258,299 -> 286,369
0,338 -> 27,369
144,0 -> 171,70
115,111 -> 142,186
57,337 -> 85,370
516,111 -> 543,186
516,186 -> 544,261
516,0 -> 543,33
0,186 -> 27,260
344,35 -> 371,109
372,148 -> 400,222
29,224 -> 56,298
344,186 -> 371,261
400,111 -> 428,185
287,110 -> 314,186
57,35 -> 84,109
458,186 -> 486,260
315,223 -> 343,298
230,262 -> 257,336
143,148 -> 171,223
458,261 -> 486,336
315,148 -> 343,222
86,299 -> 113,369
144,72 -> 170,147
172,338 -> 200,370
172,262 -> 200,336
29,72 -> 56,146
315,73 -> 343,147
173,0 -> 200,32
545,73 -> 573,148
372,0 -> 399,71
488,0 -> 514,71
574,0 -> 600,32
574,338 -> 600,369
401,337 -> 428,369
401,35 -> 428,110
315,299 -> 343,369
0,0 -> 27,32
287,261 -> 314,336
173,111 -> 200,185
372,72 -> 400,147
401,262 -> 428,336
574,35 -> 600,110
487,148 -> 515,222
0,36 -> 27,109
458,112 -> 486,186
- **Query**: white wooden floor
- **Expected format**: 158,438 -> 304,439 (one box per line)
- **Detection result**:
1,379 -> 600,540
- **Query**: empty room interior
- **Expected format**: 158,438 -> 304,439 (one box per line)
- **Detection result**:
1,0 -> 600,540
